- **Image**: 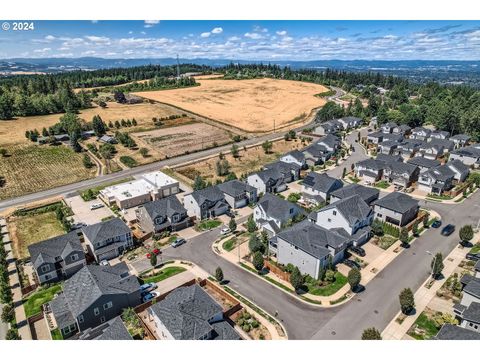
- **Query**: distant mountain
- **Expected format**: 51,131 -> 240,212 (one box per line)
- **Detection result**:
2,57 -> 480,86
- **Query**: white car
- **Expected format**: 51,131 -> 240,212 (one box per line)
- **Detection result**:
90,203 -> 104,210
220,227 -> 231,235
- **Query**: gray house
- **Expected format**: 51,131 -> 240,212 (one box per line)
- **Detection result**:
450,134 -> 471,149
136,196 -> 191,234
449,145 -> 480,166
377,140 -> 399,155
247,168 -> 287,195
406,157 -> 441,173
183,186 -> 230,220
330,184 -> 380,205
47,262 -> 141,338
217,180 -> 257,209
367,131 -> 384,145
383,161 -> 419,187
446,159 -> 470,183
338,116 -> 363,130
410,127 -> 432,141
263,161 -> 301,183
373,192 -> 419,227
147,284 -> 240,340
302,143 -> 332,167
75,316 -> 133,340
435,324 -> 480,340
301,172 -> 343,205
417,165 -> 455,194
82,218 -> 133,262
354,158 -> 386,183
380,122 -> 398,134
28,232 -> 86,285
280,150 -> 306,168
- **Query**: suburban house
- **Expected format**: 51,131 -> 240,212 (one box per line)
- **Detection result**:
382,133 -> 404,143
247,168 -> 287,194
301,172 -> 343,205
393,124 -> 411,135
75,316 -> 132,340
183,186 -> 230,220
450,134 -> 471,149
313,120 -> 342,135
217,180 -> 258,209
406,157 -> 441,173
100,171 -> 180,209
274,220 -> 351,278
263,161 -> 301,183
372,192 -> 419,227
380,122 -> 398,134
135,196 -> 191,235
316,134 -> 341,152
410,127 -> 432,141
417,165 -> 455,194
47,262 -> 141,338
253,193 -> 304,236
446,159 -> 470,183
417,141 -> 446,160
377,140 -> 399,155
309,194 -> 373,246
435,324 -> 480,340
28,232 -> 86,285
429,130 -> 450,140
395,139 -> 424,159
382,161 -> 419,188
459,273 -> 480,308
456,302 -> 480,334
337,116 -> 363,130
354,158 -> 386,183
82,218 -> 133,262
330,184 -> 380,205
376,153 -> 404,163
449,145 -> 480,166
367,131 -> 384,145
146,284 -> 240,340
280,150 -> 306,168
302,143 -> 332,167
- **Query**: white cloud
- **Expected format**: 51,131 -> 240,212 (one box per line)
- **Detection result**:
84,35 -> 110,43
144,20 -> 160,28
45,35 -> 56,41
253,25 -> 268,33
82,50 -> 96,56
211,27 -> 223,34
128,31 -> 133,35
244,32 -> 262,40
200,32 -> 211,38
33,47 -> 51,53
141,31 -> 146,35
276,30 -> 287,36
228,36 -> 240,41
91,20 -> 98,24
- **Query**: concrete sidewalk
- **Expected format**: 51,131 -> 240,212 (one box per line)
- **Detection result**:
381,241 -> 471,340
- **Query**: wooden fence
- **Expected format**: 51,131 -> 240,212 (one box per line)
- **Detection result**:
264,260 -> 291,282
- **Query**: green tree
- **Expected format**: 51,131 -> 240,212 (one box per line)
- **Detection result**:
361,327 -> 382,340
139,147 -> 149,158
193,175 -> 206,191
262,140 -> 273,154
70,131 -> 82,153
252,251 -> 264,272
423,213 -> 430,228
149,252 -> 157,268
371,219 -> 384,237
290,266 -> 304,291
246,215 -> 257,233
412,221 -> 419,237
228,218 -> 237,233
5,328 -> 21,340
99,143 -> 115,159
248,234 -> 264,254
215,267 -> 224,283
92,114 -> 107,136
399,288 -> 415,315
399,227 -> 409,247
431,252 -> 444,279
82,154 -> 94,169
0,148 -> 7,157
347,268 -> 361,291
1,303 -> 14,323
459,225 -> 474,245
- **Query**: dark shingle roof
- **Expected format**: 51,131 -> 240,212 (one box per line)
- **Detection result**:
317,195 -> 372,227
376,154 -> 403,163
264,160 -> 301,173
149,284 -> 239,340
464,277 -> 480,298
302,172 -> 343,194
257,193 -> 304,222
28,231 -> 83,265
78,316 -> 133,340
450,134 -> 470,141
382,133 -> 404,142
189,186 -> 225,205
435,324 -> 480,340
447,159 -> 470,174
424,165 -> 455,182
330,184 -> 379,204
217,180 -> 256,198
462,302 -> 480,324
141,196 -> 186,219
475,260 -> 480,272
407,157 -> 440,169
451,146 -> 480,158
254,168 -> 284,184
282,150 -> 305,162
317,134 -> 340,149
82,218 -> 130,244
373,192 -> 419,214
49,293 -> 75,330
386,161 -> 419,177
356,158 -> 385,171
63,263 -> 139,318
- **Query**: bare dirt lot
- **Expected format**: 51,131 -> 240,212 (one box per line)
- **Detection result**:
133,77 -> 328,133
133,122 -> 234,158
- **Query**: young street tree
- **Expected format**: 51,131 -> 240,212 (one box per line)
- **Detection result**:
459,225 -> 474,245
399,288 -> 415,315
252,251 -> 264,272
228,218 -> 237,233
231,144 -> 239,158
347,268 -> 361,291
246,215 -> 257,233
215,267 -> 224,283
149,252 -> 157,268
290,266 -> 304,292
431,252 -> 444,279
361,327 -> 382,340
399,227 -> 409,248
423,213 -> 430,228
193,175 -> 206,191
342,167 -> 346,178
262,140 -> 273,154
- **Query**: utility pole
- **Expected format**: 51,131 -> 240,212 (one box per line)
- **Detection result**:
426,250 -> 435,279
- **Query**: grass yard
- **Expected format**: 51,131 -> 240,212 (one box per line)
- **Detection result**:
24,284 -> 63,318
222,238 -> 237,252
305,272 -> 348,296
195,219 -> 223,231
374,180 -> 390,189
469,243 -> 480,255
374,235 -> 398,250
407,312 -> 440,340
50,328 -> 63,340
0,144 -> 96,200
9,211 -> 66,259
426,193 -> 453,201
141,266 -> 186,283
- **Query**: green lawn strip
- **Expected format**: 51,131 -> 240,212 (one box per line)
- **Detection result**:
141,266 -> 186,283
374,180 -> 390,189
306,272 -> 348,296
329,294 -> 348,305
222,238 -> 236,252
50,328 -> 63,340
469,243 -> 480,255
426,193 -> 453,201
408,312 -> 439,340
24,284 -> 62,318
195,219 -> 223,231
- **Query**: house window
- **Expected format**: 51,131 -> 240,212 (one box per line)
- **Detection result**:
290,208 -> 294,214
328,218 -> 331,222
41,264 -> 50,272
100,316 -> 106,323
63,326 -> 71,335
94,307 -> 100,316
103,301 -> 113,310
71,254 -> 79,262
78,315 -> 84,323
377,214 -> 383,218
333,210 -> 337,216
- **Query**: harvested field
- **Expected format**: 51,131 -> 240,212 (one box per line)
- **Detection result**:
133,122 -> 233,158
0,102 -> 187,146
133,77 -> 328,132
175,138 -> 307,184
0,144 -> 96,200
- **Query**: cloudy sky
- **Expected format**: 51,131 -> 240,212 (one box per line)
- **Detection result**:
1,20 -> 480,60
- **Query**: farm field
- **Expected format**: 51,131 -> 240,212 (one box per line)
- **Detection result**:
0,144 -> 96,200
133,122 -> 234,158
133,77 -> 328,132
175,138 -> 307,184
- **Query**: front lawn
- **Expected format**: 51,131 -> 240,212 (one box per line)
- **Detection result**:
374,235 -> 398,250
24,284 -> 62,318
141,266 -> 186,283
195,219 -> 222,231
426,193 -> 453,201
407,312 -> 440,340
305,272 -> 348,296
222,238 -> 237,252
374,180 -> 390,189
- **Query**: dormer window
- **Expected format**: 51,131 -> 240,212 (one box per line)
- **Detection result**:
71,254 -> 79,262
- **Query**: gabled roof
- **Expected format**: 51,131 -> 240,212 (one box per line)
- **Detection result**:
330,184 -> 380,204
28,231 -> 83,265
430,130 -> 449,138
78,316 -> 133,340
367,131 -> 384,139
378,140 -> 399,148
424,165 -> 455,182
303,143 -> 330,158
217,180 -> 257,198
429,138 -> 454,149
253,168 -> 284,184
317,134 -> 340,148
450,134 -> 471,141
356,158 -> 386,171
376,154 -> 403,163
264,160 -> 301,174
462,302 -> 480,324
140,196 -> 186,220
257,193 -> 304,222
316,194 -> 372,227
49,293 -> 75,330
149,284 -> 239,340
412,126 -> 432,135
386,161 -> 419,177
447,159 -> 470,174
302,172 -> 343,194
277,220 -> 350,259
382,133 -> 404,142
382,121 -> 398,129
373,192 -> 419,214
82,217 -> 130,244
464,277 -> 480,299
435,324 -> 480,340
407,157 -> 440,169
475,260 -> 480,273
281,150 -> 305,162
451,145 -> 480,158
63,263 -> 139,318
189,186 -> 225,206
339,116 -> 362,125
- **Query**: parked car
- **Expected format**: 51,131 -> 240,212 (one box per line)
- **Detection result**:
431,219 -> 442,228
441,224 -> 455,236
142,291 -> 159,303
90,203 -> 104,210
220,227 -> 231,235
171,238 -> 186,248
343,259 -> 360,270
71,222 -> 87,230
152,248 -> 161,255
140,283 -> 157,293
99,260 -> 109,266
350,246 -> 366,257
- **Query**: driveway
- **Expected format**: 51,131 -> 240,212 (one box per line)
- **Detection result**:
66,195 -> 115,225
155,269 -> 195,294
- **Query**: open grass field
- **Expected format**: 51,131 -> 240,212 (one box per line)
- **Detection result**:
0,101 -> 186,146
24,284 -> 63,318
133,77 -> 328,132
175,138 -> 306,184
133,122 -> 234,158
8,211 -> 66,259
0,144 -> 96,200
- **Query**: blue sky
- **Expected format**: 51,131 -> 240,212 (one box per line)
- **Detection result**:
1,20 -> 480,60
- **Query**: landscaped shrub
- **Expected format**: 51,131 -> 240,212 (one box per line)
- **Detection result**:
119,156 -> 137,168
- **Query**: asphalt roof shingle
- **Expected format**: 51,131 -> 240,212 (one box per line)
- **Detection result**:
217,180 -> 256,198
82,218 -> 130,244
141,196 -> 186,220
302,172 -> 343,194
330,184 -> 380,204
316,194 -> 372,227
435,324 -> 480,340
257,193 -> 304,223
28,231 -> 84,265
373,192 -> 419,214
